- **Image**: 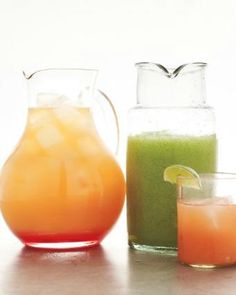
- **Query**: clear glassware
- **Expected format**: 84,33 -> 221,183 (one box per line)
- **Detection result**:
126,62 -> 217,254
0,68 -> 125,250
178,173 -> 236,268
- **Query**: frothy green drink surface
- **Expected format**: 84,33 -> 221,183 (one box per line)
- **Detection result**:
127,132 -> 217,249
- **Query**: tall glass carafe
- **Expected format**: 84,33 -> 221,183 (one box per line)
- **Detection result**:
0,68 -> 125,249
127,62 -> 217,253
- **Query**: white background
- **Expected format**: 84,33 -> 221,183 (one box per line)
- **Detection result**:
0,0 -> 236,243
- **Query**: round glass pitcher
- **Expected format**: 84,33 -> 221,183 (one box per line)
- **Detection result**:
0,68 -> 125,249
126,62 -> 217,254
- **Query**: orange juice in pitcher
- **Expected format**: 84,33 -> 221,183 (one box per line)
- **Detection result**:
0,69 -> 125,249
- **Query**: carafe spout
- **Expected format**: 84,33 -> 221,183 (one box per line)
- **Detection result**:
136,62 -> 207,107
22,68 -> 98,107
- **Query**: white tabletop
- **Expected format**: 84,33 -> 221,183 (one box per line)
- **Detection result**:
1,216 -> 236,295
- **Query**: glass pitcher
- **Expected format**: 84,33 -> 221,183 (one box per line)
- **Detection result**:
127,62 -> 217,254
0,68 -> 125,249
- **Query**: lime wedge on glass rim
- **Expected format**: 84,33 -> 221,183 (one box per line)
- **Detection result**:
163,164 -> 201,189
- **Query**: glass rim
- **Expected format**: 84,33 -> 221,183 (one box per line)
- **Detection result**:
178,172 -> 236,182
135,62 -> 207,78
23,67 -> 99,80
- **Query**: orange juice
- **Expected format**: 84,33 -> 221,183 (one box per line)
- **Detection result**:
178,198 -> 236,266
0,107 -> 125,248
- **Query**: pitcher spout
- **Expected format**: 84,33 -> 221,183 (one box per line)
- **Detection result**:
23,68 -> 99,107
136,62 -> 170,77
136,62 -> 207,79
171,62 -> 207,78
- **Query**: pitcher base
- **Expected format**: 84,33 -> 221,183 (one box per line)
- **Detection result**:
129,241 -> 177,256
25,240 -> 99,250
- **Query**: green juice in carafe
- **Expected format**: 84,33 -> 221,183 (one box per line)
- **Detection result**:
127,132 -> 217,251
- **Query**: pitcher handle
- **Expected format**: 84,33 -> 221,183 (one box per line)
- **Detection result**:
94,89 -> 120,155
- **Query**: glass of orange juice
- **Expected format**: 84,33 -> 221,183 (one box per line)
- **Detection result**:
177,173 -> 236,268
0,69 -> 125,249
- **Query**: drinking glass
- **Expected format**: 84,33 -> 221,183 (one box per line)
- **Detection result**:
177,173 -> 236,268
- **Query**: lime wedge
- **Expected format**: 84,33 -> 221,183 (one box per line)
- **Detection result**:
163,165 -> 201,189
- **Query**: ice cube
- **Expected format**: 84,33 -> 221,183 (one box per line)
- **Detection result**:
205,204 -> 219,229
77,137 -> 100,156
35,125 -> 64,149
214,196 -> 233,205
205,198 -> 231,229
194,198 -> 214,205
53,106 -> 79,123
53,106 -> 89,132
29,109 -> 53,130
37,93 -> 69,107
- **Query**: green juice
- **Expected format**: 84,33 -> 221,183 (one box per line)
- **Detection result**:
127,132 -> 217,251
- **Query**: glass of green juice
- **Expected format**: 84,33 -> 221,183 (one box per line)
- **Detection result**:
126,62 -> 217,254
